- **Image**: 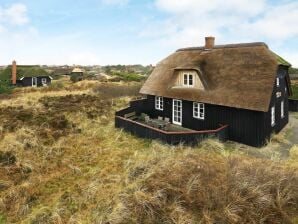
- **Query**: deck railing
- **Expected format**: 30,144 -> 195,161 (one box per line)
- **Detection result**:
115,115 -> 229,145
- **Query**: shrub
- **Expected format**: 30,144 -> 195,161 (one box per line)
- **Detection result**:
70,73 -> 83,83
112,71 -> 146,82
0,81 -> 13,94
92,83 -> 141,99
0,151 -> 16,166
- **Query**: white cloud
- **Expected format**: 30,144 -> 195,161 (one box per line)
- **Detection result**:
101,0 -> 129,5
150,0 -> 298,49
133,0 -> 298,66
0,3 -> 29,25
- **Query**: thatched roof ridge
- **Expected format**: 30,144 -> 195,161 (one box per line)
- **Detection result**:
140,42 -> 286,112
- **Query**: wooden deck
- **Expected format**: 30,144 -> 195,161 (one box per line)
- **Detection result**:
137,118 -> 193,132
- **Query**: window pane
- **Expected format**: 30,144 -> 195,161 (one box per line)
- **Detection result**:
189,75 -> 193,85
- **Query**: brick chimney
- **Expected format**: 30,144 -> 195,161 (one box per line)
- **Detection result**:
12,60 -> 17,85
205,36 -> 215,50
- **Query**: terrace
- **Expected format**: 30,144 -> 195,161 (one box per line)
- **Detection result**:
115,99 -> 229,145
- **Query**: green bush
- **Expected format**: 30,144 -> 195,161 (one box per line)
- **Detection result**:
0,214 -> 6,224
112,72 -> 145,82
291,84 -> 298,99
70,73 -> 83,83
0,81 -> 13,94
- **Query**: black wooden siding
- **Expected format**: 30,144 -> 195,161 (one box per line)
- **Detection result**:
144,95 -> 265,147
141,66 -> 290,147
263,66 -> 289,141
16,76 -> 52,87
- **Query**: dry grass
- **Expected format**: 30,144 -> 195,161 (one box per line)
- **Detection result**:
0,80 -> 297,223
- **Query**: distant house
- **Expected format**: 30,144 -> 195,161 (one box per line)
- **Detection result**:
1,61 -> 53,87
71,68 -> 84,81
116,37 -> 292,147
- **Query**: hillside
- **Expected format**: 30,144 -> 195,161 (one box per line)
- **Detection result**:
0,79 -> 297,223
0,66 -> 49,81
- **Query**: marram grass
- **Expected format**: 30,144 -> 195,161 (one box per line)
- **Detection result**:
0,80 -> 297,223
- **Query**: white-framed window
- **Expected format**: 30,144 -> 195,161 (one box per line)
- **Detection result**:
281,101 -> 285,118
183,73 -> 194,86
42,78 -> 47,85
155,96 -> 163,111
193,102 -> 205,120
276,78 -> 280,87
173,99 -> 182,125
271,106 -> 275,127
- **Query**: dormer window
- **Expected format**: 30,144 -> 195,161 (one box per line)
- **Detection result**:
183,73 -> 194,87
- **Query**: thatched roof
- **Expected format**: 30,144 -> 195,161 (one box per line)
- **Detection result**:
140,42 -> 290,112
72,68 -> 84,73
0,65 -> 49,81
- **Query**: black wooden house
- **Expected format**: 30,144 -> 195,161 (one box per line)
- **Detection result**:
9,61 -> 53,87
116,37 -> 292,147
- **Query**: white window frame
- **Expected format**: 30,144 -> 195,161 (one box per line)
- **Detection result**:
271,106 -> 275,127
32,77 -> 37,87
42,78 -> 47,85
173,99 -> 182,125
193,102 -> 205,120
183,73 -> 194,87
155,96 -> 163,111
281,101 -> 285,119
276,78 -> 280,87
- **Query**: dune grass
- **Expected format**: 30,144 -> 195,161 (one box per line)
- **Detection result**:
0,80 -> 297,223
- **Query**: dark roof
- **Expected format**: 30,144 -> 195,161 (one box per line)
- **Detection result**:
140,42 -> 289,112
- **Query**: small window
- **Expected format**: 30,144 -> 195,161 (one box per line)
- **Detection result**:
193,102 -> 205,120
271,106 -> 275,127
276,92 -> 281,98
281,101 -> 284,118
155,96 -> 163,111
42,78 -> 47,84
183,73 -> 194,87
276,78 -> 280,87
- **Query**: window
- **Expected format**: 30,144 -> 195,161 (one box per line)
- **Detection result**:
276,92 -> 281,98
173,99 -> 182,125
155,96 -> 163,110
271,106 -> 275,127
42,78 -> 47,85
276,78 -> 280,87
183,73 -> 194,86
193,102 -> 205,120
281,101 -> 284,118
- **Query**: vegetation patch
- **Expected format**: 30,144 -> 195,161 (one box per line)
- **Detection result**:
0,80 -> 297,223
291,83 -> 298,99
40,94 -> 113,118
0,151 -> 16,166
92,83 -> 141,99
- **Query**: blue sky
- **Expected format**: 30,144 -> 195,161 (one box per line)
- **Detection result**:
0,0 -> 298,66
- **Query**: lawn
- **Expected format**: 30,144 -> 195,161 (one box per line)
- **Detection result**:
0,79 -> 297,223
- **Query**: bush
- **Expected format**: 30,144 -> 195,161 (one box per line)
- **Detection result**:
112,71 -> 146,82
0,151 -> 17,166
92,83 -> 141,98
0,81 -> 13,94
70,73 -> 83,83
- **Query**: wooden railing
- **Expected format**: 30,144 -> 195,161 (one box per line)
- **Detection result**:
115,115 -> 229,145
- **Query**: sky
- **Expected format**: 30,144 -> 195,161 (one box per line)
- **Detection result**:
0,0 -> 298,66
